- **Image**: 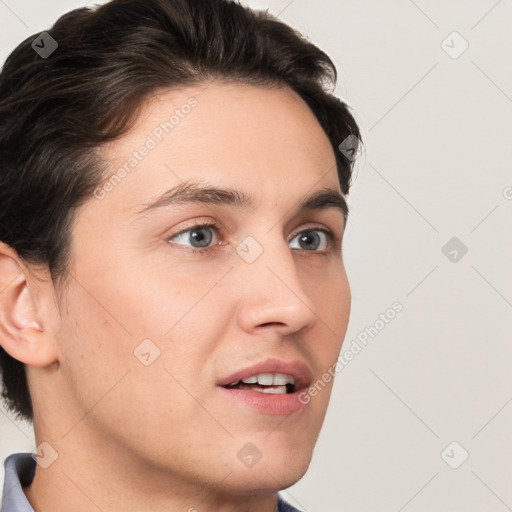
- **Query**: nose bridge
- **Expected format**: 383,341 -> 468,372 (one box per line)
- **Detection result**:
233,227 -> 318,333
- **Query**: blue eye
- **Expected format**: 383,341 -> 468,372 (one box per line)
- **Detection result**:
289,229 -> 330,251
168,222 -> 219,252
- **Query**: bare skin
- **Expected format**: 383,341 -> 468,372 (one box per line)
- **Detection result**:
0,80 -> 351,512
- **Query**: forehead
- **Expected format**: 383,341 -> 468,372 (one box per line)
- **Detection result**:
92,80 -> 340,216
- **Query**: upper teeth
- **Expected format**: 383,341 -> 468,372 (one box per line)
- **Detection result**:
230,373 -> 295,386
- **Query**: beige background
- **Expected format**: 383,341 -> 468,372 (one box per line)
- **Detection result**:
1,1 -> 511,511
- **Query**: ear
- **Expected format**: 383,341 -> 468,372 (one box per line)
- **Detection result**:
0,242 -> 59,367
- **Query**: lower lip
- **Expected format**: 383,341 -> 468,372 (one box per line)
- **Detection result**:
217,386 -> 308,415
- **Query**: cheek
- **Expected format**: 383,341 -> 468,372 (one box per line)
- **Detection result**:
104,253 -> 230,339
56,289 -> 133,409
306,260 -> 351,329
56,257 -> 228,413
302,263 -> 350,382
55,287 -> 209,452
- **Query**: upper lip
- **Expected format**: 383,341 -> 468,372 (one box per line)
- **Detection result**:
217,357 -> 313,391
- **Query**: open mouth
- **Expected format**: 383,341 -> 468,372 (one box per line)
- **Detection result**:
222,381 -> 296,394
221,372 -> 298,395
217,366 -> 311,414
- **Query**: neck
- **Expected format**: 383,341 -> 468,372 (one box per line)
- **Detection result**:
23,459 -> 279,512
24,429 -> 279,512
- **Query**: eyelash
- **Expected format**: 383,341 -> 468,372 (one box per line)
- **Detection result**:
168,220 -> 340,256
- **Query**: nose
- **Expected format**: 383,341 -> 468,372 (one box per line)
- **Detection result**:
234,232 -> 319,336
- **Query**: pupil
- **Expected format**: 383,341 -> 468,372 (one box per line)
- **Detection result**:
191,228 -> 212,247
300,231 -> 320,250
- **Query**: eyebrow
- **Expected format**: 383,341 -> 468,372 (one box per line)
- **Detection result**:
134,180 -> 348,220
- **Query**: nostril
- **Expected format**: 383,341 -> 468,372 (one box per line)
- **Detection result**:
259,322 -> 285,328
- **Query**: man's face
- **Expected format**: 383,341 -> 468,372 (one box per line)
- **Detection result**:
33,81 -> 351,493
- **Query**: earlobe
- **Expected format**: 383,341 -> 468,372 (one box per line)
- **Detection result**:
0,244 -> 59,368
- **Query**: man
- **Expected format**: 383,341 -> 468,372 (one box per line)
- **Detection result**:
0,0 -> 361,510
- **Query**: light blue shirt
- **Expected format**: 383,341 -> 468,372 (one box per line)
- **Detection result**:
1,454 -> 34,511
1,452 -> 301,511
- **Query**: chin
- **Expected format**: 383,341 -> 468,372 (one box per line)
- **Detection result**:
221,449 -> 312,496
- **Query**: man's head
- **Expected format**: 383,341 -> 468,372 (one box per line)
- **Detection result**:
0,0 -> 360,499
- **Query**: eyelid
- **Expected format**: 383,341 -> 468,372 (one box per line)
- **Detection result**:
289,223 -> 330,239
170,219 -> 218,238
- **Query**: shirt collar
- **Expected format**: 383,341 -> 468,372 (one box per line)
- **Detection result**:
1,453 -> 35,512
